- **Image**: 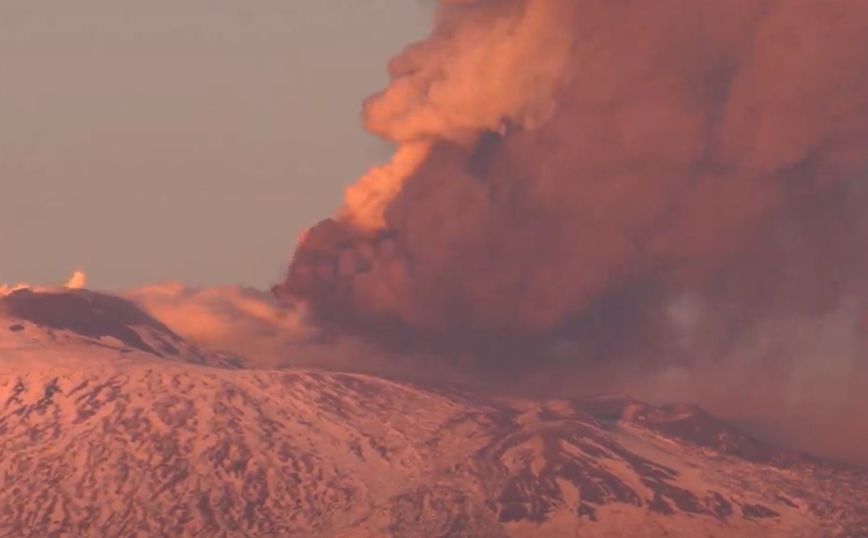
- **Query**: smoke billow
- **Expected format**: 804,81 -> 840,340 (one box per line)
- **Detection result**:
127,283 -> 471,383
1,270 -> 89,296
275,1 -> 868,462
64,271 -> 87,290
126,284 -> 316,368
282,0 -> 868,338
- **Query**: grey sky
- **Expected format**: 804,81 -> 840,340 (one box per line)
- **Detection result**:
0,1 -> 431,289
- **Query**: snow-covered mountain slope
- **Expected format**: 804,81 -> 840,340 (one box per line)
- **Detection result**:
0,291 -> 866,537
0,289 -> 244,369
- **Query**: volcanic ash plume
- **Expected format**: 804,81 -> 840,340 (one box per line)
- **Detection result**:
280,0 -> 868,350
1,270 -> 88,296
340,0 -> 577,231
64,271 -> 87,290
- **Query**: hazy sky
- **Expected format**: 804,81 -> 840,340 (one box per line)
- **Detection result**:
0,0 -> 431,289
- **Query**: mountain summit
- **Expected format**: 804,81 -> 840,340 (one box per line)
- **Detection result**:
0,290 -> 866,537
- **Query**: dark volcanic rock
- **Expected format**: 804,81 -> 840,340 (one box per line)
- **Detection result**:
1,289 -> 179,355
575,395 -> 806,467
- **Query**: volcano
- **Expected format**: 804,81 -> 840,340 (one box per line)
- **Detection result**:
0,290 -> 865,537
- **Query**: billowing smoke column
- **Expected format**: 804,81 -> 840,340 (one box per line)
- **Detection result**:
279,0 -> 868,367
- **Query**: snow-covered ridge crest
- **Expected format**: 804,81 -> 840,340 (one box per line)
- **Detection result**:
0,288 -> 244,369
